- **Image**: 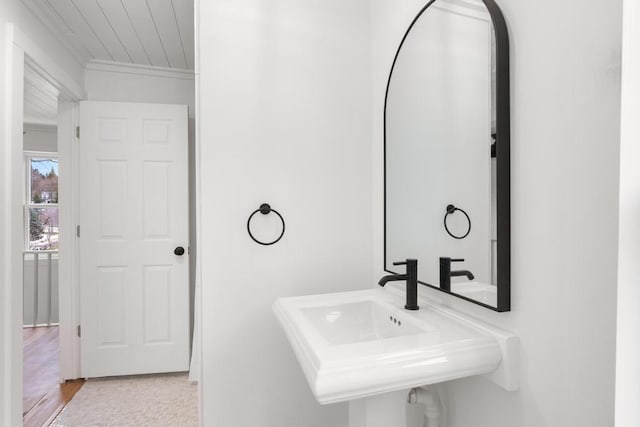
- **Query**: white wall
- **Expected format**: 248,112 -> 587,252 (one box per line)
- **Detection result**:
373,1 -> 622,426
85,62 -> 195,110
23,123 -> 57,152
198,1 -> 372,426
616,0 -> 640,424
0,1 -> 84,424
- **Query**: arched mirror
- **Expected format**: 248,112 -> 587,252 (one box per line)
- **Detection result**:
384,0 -> 511,311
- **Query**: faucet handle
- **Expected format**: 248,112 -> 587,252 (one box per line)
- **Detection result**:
451,258 -> 465,263
393,259 -> 417,266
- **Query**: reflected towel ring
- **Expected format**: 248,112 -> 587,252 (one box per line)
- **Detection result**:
444,204 -> 471,240
247,203 -> 286,246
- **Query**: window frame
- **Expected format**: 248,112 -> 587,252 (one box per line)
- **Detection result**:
24,151 -> 59,251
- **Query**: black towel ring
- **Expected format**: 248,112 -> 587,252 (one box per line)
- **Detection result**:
443,204 -> 471,240
247,203 -> 286,246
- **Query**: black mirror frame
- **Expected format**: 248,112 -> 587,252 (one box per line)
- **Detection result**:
383,0 -> 511,312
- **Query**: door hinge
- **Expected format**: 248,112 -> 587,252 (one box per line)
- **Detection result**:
76,126 -> 80,139
77,325 -> 81,338
76,225 -> 80,238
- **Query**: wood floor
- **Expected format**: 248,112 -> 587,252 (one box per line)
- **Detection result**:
23,326 -> 85,427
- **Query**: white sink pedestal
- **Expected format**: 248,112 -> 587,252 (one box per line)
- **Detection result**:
348,389 -> 409,427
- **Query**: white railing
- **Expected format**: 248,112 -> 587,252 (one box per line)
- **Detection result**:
23,250 -> 59,327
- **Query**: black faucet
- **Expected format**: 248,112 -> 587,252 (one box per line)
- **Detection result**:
439,257 -> 475,292
378,259 -> 419,310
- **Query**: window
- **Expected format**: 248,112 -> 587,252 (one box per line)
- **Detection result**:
25,154 -> 59,251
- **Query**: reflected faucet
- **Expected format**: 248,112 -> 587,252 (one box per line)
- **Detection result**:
439,257 -> 475,292
378,259 -> 419,310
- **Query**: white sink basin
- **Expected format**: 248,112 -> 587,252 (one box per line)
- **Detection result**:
273,288 -> 518,404
301,300 -> 425,345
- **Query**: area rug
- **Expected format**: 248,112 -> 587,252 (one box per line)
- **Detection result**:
50,373 -> 197,427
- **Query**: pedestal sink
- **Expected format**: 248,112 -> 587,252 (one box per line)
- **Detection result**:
273,287 -> 518,426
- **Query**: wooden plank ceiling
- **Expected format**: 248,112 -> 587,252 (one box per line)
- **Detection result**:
24,64 -> 59,126
26,0 -> 194,70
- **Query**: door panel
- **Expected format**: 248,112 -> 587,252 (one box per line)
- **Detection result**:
79,101 -> 189,377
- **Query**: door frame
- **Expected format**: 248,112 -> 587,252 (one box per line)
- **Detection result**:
4,22 -> 84,426
58,100 -> 81,381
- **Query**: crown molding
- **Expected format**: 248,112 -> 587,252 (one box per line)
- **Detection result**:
85,60 -> 195,81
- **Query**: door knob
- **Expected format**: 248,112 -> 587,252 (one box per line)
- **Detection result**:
174,246 -> 185,256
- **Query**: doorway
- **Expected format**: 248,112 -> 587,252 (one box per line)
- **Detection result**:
21,63 -> 85,426
6,12 -> 199,424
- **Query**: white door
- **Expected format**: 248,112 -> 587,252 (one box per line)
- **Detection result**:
79,101 -> 189,377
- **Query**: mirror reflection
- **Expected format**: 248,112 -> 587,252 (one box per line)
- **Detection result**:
385,0 -> 506,309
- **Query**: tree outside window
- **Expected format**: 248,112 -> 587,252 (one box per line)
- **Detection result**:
26,156 -> 59,251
